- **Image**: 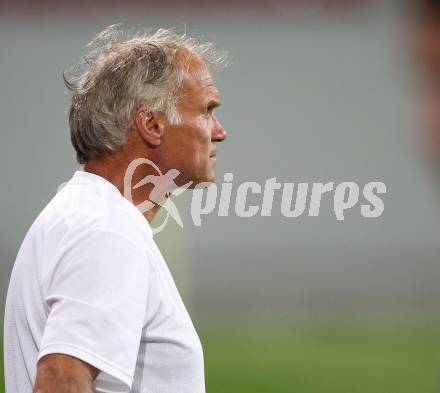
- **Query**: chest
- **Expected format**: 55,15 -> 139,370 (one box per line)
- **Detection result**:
131,242 -> 205,392
142,240 -> 204,368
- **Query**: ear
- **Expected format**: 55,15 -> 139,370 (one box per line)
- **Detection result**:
134,107 -> 166,147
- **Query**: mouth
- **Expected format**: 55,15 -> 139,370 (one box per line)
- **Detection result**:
209,146 -> 217,162
209,153 -> 217,166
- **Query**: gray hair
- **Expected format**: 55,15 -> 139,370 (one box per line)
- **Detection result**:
64,25 -> 227,164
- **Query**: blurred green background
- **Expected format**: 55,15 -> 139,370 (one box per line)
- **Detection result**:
201,322 -> 440,393
2,321 -> 439,393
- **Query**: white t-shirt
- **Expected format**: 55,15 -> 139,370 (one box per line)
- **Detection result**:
4,170 -> 205,393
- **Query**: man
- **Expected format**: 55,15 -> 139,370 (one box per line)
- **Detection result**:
3,25 -> 227,393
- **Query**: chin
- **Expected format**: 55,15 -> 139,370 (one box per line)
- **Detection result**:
192,172 -> 215,187
204,170 -> 216,183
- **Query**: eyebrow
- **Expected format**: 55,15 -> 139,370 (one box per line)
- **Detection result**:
207,99 -> 221,108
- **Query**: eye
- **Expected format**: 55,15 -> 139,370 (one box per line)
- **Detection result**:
202,101 -> 220,117
202,106 -> 213,117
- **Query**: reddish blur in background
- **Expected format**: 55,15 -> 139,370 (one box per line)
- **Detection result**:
2,1 -> 440,392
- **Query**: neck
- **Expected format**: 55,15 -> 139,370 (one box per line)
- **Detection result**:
84,157 -> 162,224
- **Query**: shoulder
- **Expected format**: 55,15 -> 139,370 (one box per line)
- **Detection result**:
40,175 -> 152,246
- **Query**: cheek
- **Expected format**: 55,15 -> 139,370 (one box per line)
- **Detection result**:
191,119 -> 211,148
193,125 -> 211,171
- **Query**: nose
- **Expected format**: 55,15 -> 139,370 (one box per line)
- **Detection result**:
211,116 -> 227,142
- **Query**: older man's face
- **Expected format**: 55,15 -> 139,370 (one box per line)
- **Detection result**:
160,65 -> 227,186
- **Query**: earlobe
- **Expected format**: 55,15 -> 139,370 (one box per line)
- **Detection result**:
135,107 -> 164,147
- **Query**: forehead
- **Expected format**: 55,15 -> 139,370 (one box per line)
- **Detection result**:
179,62 -> 220,106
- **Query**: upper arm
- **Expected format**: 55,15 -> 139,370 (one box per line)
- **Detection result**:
34,353 -> 99,393
38,228 -> 150,391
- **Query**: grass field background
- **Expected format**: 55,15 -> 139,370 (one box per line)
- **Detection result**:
1,321 -> 439,393
200,321 -> 440,393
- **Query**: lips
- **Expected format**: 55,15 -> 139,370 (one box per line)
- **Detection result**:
209,146 -> 217,159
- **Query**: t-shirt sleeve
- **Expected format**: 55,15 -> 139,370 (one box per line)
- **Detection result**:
38,228 -> 150,393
